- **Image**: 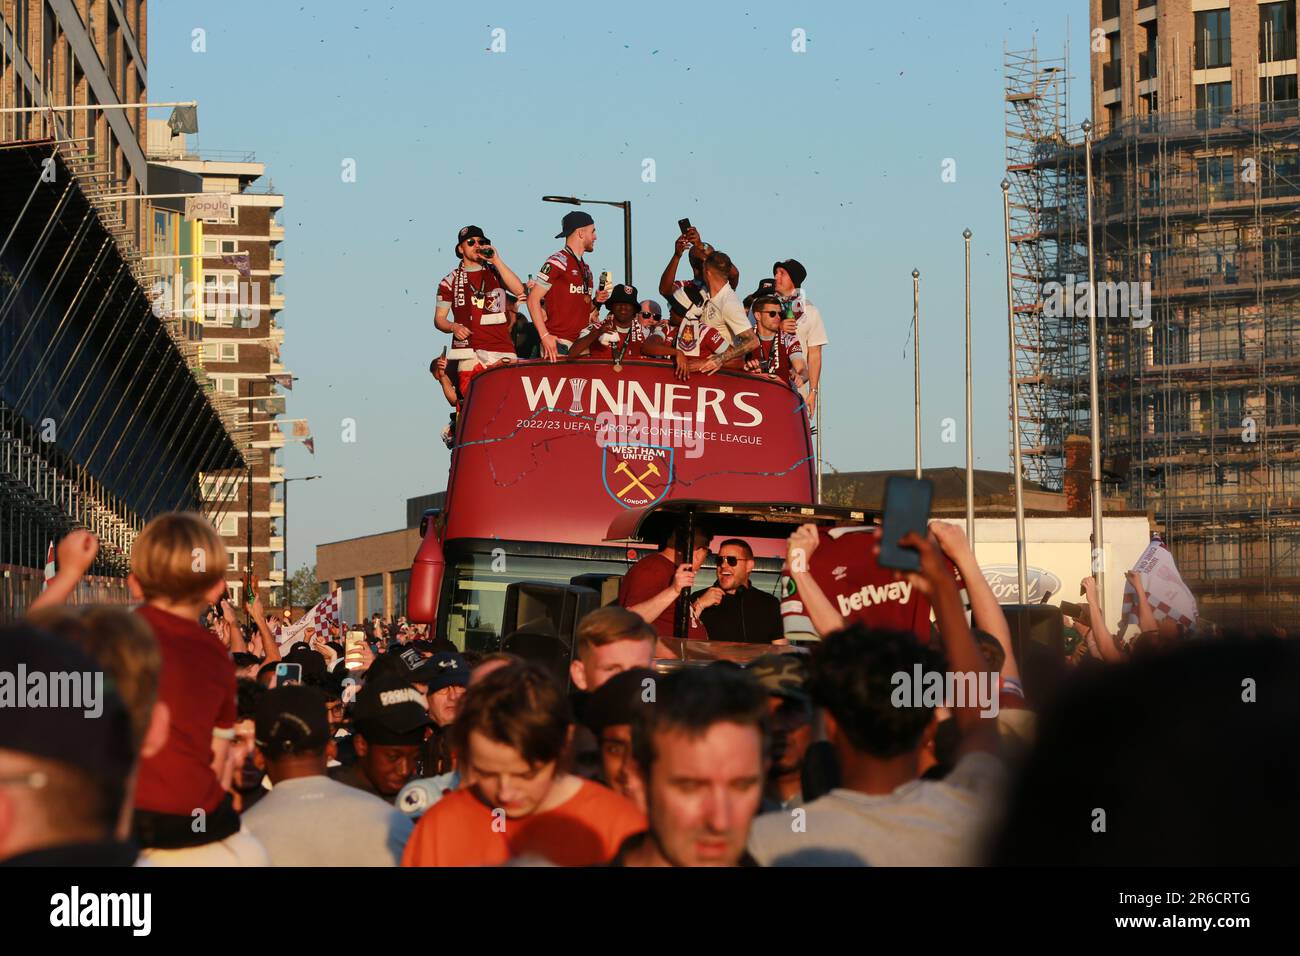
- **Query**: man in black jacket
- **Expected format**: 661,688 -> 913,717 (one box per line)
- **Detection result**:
690,539 -> 782,644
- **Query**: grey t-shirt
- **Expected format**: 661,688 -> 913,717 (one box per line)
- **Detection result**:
747,751 -> 1004,866
242,774 -> 415,866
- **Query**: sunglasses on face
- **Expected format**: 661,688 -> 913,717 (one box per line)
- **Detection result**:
756,310 -> 782,317
465,238 -> 488,246
719,555 -> 747,566
639,311 -> 657,318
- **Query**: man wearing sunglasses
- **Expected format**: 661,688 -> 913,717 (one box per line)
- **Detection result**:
435,225 -> 526,394
690,539 -> 783,644
745,295 -> 807,388
637,299 -> 662,332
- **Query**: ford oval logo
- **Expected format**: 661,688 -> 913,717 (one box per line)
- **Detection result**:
981,566 -> 1063,605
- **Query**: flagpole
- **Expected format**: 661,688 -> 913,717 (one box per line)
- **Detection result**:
1083,118 -> 1107,620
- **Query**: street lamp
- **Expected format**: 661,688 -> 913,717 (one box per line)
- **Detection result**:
283,474 -> 321,607
542,195 -> 632,284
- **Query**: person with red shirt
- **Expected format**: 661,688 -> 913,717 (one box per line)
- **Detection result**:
568,284 -> 648,366
527,211 -> 612,362
128,512 -> 268,865
745,295 -> 807,388
402,661 -> 644,866
618,525 -> 712,644
435,225 -> 526,394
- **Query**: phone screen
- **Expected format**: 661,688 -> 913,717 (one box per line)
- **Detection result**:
274,662 -> 303,687
344,630 -> 366,671
678,218 -> 692,235
878,477 -> 934,572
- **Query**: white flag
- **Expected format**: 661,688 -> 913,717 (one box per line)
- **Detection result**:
276,589 -> 341,651
1121,536 -> 1198,633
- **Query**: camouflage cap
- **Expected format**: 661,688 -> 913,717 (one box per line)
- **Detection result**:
746,653 -> 811,703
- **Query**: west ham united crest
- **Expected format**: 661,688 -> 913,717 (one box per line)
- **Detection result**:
602,443 -> 674,509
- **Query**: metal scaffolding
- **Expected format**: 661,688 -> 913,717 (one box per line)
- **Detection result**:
1004,42 -> 1090,491
1007,40 -> 1300,629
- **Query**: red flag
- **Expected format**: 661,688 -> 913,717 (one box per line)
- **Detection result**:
303,436 -> 315,455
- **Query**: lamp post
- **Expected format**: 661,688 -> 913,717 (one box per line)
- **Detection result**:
1002,181 -> 1029,604
963,229 -> 975,544
283,475 -> 321,607
912,268 -> 922,480
542,195 -> 633,284
1082,119 -> 1107,618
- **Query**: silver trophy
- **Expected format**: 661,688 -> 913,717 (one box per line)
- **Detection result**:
567,377 -> 589,415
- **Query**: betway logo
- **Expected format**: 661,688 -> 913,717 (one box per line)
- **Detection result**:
569,283 -> 586,294
521,376 -> 764,427
836,580 -> 913,616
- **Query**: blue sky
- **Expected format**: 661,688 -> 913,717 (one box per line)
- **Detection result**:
149,0 -> 1091,574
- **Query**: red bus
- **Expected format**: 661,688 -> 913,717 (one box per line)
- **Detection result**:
406,357 -> 817,651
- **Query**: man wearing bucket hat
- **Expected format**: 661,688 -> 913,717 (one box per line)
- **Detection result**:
567,284 -> 649,367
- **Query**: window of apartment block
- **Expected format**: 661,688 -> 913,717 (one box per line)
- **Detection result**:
201,342 -> 239,363
339,580 -> 357,625
217,514 -> 238,537
107,7 -> 119,98
43,2 -> 56,85
1154,320 -> 1190,365
203,238 -> 240,255
1261,74 -> 1298,103
214,376 -> 239,396
1194,9 -> 1232,69
1269,383 -> 1300,425
1200,388 -> 1244,429
1141,22 -> 1159,81
363,575 -> 384,619
1197,154 -> 1235,201
1195,81 -> 1232,114
1196,308 -> 1244,361
391,569 -> 410,620
1260,1 -> 1297,62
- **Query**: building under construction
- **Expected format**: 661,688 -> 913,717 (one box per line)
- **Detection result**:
1006,0 -> 1300,629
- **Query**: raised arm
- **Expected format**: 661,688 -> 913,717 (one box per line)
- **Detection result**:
626,563 -> 697,626
900,530 -> 999,756
929,521 -> 1020,686
786,524 -> 848,637
1081,576 -> 1124,663
1126,570 -> 1159,634
27,530 -> 99,613
247,593 -> 280,663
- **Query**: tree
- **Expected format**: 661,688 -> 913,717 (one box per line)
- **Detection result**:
286,563 -> 318,609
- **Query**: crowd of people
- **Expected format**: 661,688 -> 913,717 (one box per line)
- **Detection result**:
5,505 -> 1297,868
429,215 -> 828,446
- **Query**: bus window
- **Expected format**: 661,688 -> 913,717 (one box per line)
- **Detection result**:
443,552 -> 632,652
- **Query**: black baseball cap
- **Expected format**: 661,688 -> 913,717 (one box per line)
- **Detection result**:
582,667 -> 658,734
555,210 -> 595,238
255,684 -> 331,757
0,624 -> 135,785
409,651 -> 470,693
457,224 -> 489,247
352,675 -> 432,746
606,284 -> 639,309
773,259 -> 807,289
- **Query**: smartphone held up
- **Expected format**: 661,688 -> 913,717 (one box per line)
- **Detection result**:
877,476 -> 934,572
